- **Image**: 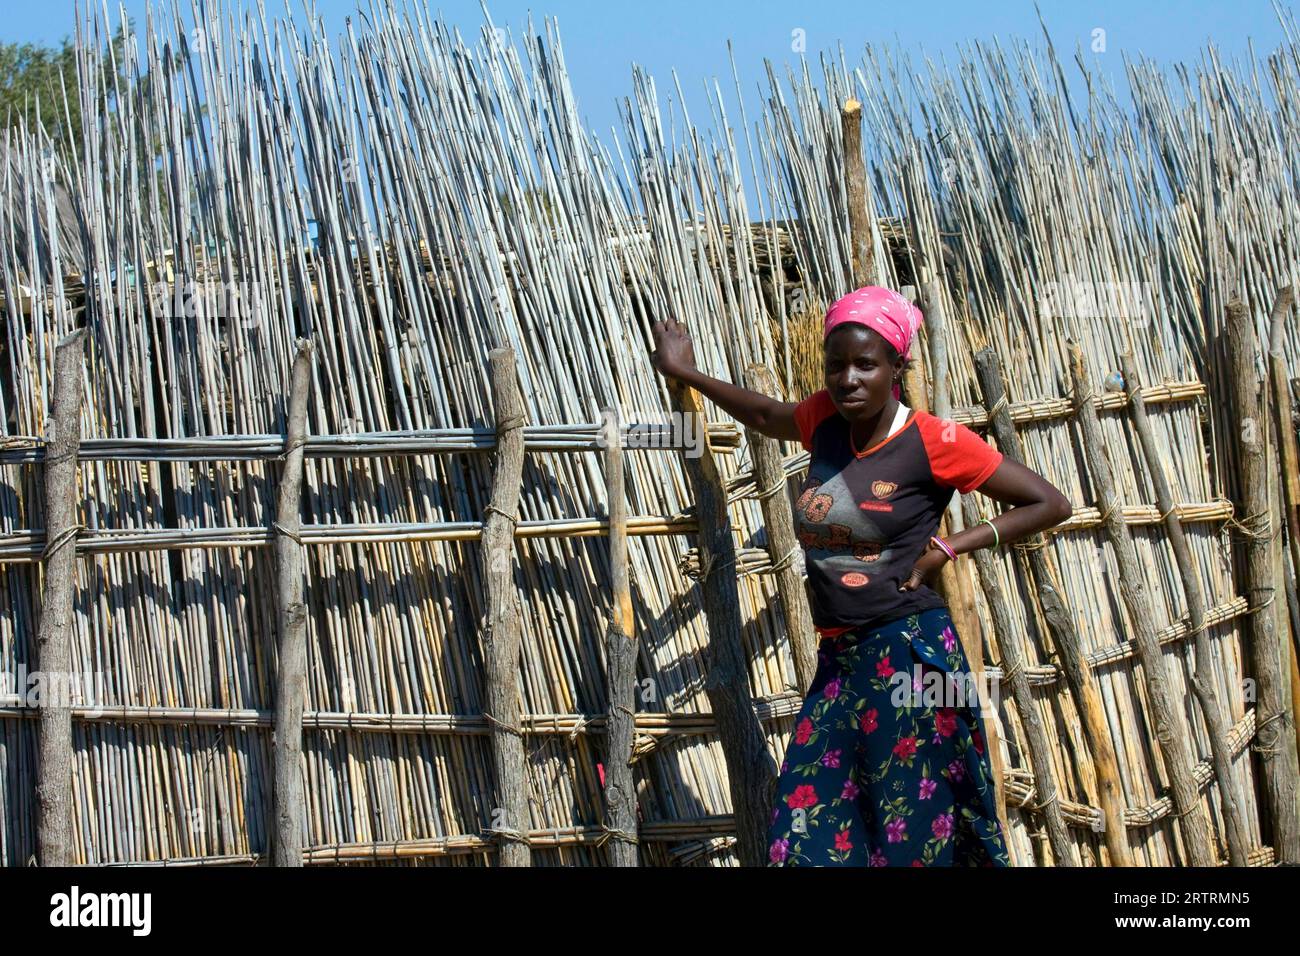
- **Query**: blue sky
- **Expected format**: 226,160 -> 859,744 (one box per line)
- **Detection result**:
9,2 -> 1286,62
5,1 -> 1292,207
7,2 -> 1290,143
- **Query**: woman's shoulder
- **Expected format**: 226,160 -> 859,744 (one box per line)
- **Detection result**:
796,388 -> 834,409
793,390 -> 840,453
911,408 -> 961,439
910,409 -> 1004,492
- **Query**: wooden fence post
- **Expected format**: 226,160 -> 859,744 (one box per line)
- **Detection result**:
1120,351 -> 1251,866
1226,299 -> 1300,865
841,98 -> 875,288
900,318 -> 1013,853
667,379 -> 778,866
1068,342 -> 1217,866
742,365 -> 816,693
482,347 -> 531,866
271,337 -> 313,866
958,493 -> 1077,865
1269,288 -> 1299,570
974,349 -> 1133,866
1265,287 -> 1300,762
35,327 -> 86,867
600,406 -> 639,865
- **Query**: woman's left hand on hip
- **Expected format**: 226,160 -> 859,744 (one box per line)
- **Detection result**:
899,540 -> 951,591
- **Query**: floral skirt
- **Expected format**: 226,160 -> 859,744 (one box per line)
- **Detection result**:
767,606 -> 1010,867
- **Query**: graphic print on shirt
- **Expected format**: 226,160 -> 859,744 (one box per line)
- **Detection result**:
794,455 -> 918,618
794,472 -> 891,590
791,391 -> 1005,631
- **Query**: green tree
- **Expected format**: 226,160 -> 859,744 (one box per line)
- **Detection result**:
0,26 -> 139,155
0,37 -> 81,149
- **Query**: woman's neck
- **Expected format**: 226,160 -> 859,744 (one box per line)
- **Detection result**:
850,397 -> 900,452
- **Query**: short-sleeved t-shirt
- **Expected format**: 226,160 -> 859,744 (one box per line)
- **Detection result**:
791,389 -> 1003,632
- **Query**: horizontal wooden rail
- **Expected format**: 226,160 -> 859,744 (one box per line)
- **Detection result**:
0,515 -> 697,562
91,769 -> 1278,866
0,693 -> 806,732
1005,708 -> 1260,832
0,381 -> 1201,469
0,595 -> 1248,721
92,817 -> 752,865
0,421 -> 740,464
0,496 -> 1237,565
683,500 -> 1238,577
984,596 -> 1249,685
950,380 -> 1206,428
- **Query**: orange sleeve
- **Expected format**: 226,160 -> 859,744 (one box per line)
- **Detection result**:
793,390 -> 836,452
918,412 -> 1004,493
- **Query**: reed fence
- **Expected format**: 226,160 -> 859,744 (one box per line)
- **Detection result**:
1,0 -> 1297,866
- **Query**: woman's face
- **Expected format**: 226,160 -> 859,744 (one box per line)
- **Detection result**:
823,324 -> 902,422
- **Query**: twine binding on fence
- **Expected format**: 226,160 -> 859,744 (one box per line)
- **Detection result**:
1013,535 -> 1049,553
481,709 -> 524,738
987,392 -> 1010,421
596,824 -> 640,847
1250,710 -> 1290,756
271,522 -> 304,545
1033,790 -> 1061,814
1225,509 -> 1275,541
1245,589 -> 1276,616
764,545 -> 800,575
754,477 -> 787,501
276,435 -> 307,462
482,503 -> 519,524
566,714 -> 588,742
484,824 -> 530,846
697,549 -> 736,582
41,524 -> 85,561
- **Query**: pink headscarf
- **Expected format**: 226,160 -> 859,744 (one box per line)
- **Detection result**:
823,286 -> 924,400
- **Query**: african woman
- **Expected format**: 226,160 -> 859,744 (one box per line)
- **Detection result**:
650,286 -> 1073,867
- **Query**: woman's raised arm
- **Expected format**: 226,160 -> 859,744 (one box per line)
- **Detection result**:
650,317 -> 803,443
